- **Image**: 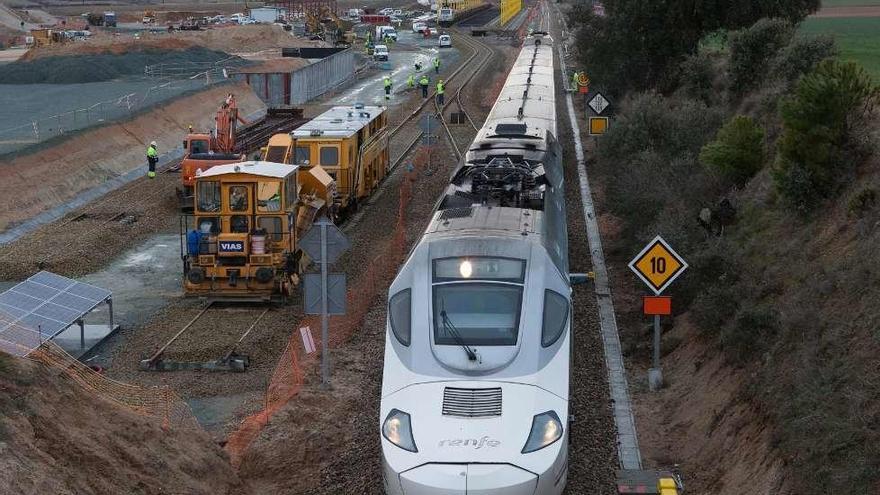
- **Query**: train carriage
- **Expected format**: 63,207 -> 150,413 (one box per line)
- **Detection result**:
379,33 -> 572,494
180,160 -> 333,301
262,104 -> 390,216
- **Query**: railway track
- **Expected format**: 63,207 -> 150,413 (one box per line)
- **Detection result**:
234,109 -> 308,155
140,302 -> 271,372
389,28 -> 498,169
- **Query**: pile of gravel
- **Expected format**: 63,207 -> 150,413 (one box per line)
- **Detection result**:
0,47 -> 235,84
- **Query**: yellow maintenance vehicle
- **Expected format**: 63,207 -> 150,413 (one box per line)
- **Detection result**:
180,160 -> 335,301
261,104 -> 389,218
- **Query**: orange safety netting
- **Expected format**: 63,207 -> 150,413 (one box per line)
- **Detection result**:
28,341 -> 199,430
224,147 -> 429,467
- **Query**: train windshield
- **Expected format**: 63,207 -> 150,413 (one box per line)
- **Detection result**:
432,257 -> 524,346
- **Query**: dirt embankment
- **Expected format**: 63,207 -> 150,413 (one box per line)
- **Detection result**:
0,82 -> 266,233
0,353 -> 242,495
630,318 -> 793,494
23,25 -> 328,61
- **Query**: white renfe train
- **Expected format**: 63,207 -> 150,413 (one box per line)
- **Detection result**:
380,32 -> 572,494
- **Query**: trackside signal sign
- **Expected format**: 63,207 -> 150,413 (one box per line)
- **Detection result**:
628,235 -> 687,295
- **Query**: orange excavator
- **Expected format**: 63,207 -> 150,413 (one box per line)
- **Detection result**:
178,94 -> 247,210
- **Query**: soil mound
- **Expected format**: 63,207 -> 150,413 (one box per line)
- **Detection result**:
0,46 -> 234,84
0,352 -> 241,495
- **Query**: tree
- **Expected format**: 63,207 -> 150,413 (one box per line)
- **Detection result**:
773,60 -> 879,210
570,0 -> 821,95
700,115 -> 765,186
727,18 -> 794,93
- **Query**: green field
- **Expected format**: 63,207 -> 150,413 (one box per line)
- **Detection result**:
820,0 -> 880,6
800,16 -> 880,79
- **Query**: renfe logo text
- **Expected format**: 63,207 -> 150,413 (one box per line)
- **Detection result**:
438,436 -> 500,449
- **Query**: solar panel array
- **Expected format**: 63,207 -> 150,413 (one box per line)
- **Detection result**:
0,271 -> 111,357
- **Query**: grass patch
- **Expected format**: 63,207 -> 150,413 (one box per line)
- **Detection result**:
800,16 -> 880,79
820,0 -> 880,6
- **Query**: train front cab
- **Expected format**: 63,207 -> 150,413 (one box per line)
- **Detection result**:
181,161 -> 329,301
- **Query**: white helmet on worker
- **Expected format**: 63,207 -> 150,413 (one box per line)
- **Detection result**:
150,141 -> 157,146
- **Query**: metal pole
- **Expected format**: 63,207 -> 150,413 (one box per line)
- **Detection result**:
320,218 -> 329,388
79,320 -> 85,349
108,297 -> 114,332
649,314 -> 663,391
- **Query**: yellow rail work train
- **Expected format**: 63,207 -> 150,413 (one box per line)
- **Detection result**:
262,104 -> 389,216
181,160 -> 334,301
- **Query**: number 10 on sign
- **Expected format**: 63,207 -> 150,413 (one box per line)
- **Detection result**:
628,235 -> 688,295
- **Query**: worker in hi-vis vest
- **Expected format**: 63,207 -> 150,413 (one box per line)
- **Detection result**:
407,73 -> 415,89
436,79 -> 445,106
433,56 -> 440,74
419,74 -> 430,98
146,141 -> 158,178
383,75 -> 392,100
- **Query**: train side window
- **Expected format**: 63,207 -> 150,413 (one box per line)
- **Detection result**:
320,146 -> 339,166
541,290 -> 569,347
295,146 -> 310,165
197,181 -> 221,212
257,217 -> 283,241
231,215 -> 249,233
257,181 -> 281,212
389,289 -> 411,346
229,185 -> 248,211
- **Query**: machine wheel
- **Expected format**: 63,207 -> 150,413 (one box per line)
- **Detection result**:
187,267 -> 206,284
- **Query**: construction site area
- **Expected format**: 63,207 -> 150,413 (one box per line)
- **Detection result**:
8,0 -> 853,492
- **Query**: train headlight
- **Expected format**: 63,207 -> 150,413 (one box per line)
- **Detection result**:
382,409 -> 418,452
459,260 -> 472,278
521,411 -> 563,454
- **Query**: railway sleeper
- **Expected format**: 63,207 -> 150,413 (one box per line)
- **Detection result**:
139,352 -> 250,372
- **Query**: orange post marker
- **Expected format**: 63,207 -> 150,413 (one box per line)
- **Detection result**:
643,296 -> 671,315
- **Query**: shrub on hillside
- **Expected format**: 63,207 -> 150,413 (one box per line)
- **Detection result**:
595,93 -> 724,246
598,92 -> 724,162
722,306 -> 777,365
700,115 -> 765,186
678,52 -> 716,104
728,18 -> 795,94
770,34 -> 836,83
773,60 -> 880,211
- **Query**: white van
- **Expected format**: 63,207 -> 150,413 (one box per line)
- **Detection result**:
412,21 -> 426,32
438,33 -> 451,47
376,25 -> 398,41
373,44 -> 389,61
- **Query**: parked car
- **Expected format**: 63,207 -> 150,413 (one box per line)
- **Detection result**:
438,33 -> 451,47
238,17 -> 257,25
378,7 -> 394,15
412,21 -> 426,32
376,25 -> 397,41
373,44 -> 389,61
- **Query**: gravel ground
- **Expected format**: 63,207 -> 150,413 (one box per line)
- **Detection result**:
548,6 -> 620,491
0,171 -> 179,281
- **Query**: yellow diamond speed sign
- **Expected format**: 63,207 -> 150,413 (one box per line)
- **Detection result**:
628,235 -> 687,295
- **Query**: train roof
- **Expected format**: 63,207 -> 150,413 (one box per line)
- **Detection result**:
292,105 -> 385,139
474,35 -> 556,144
196,161 -> 297,179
